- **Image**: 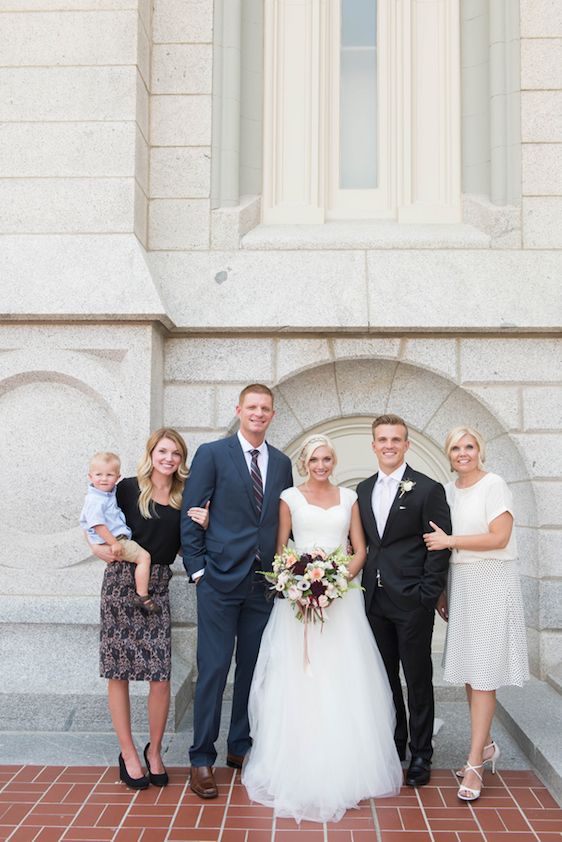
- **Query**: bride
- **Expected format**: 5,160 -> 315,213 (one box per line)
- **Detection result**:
242,435 -> 403,823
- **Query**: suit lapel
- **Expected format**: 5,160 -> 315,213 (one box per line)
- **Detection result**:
260,444 -> 279,521
361,473 -> 381,544
382,465 -> 414,538
227,436 -> 258,514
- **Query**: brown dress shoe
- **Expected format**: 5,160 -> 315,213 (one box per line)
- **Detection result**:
226,752 -> 245,769
190,765 -> 218,799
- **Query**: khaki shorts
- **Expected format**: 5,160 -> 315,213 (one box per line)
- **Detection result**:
116,536 -> 148,563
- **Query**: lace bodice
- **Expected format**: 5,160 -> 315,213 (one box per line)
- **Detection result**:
280,486 -> 357,554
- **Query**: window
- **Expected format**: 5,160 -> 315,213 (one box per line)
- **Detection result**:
262,0 -> 461,225
338,0 -> 378,190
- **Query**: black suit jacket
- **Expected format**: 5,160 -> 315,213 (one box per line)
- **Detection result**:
181,435 -> 293,593
357,465 -> 451,612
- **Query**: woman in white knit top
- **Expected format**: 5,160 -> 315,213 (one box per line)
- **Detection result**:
423,427 -> 528,802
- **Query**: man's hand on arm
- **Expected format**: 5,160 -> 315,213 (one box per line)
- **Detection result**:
436,591 -> 448,621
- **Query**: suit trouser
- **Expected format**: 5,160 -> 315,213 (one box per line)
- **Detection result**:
367,588 -> 435,760
190,569 -> 273,766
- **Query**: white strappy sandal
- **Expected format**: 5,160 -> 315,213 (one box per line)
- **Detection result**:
457,762 -> 484,802
456,740 -> 500,778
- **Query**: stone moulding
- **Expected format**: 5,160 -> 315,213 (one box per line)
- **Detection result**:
1,234 -> 171,326
3,234 -> 560,334
149,247 -> 562,333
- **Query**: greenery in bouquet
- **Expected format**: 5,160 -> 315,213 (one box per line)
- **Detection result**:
261,545 -> 361,623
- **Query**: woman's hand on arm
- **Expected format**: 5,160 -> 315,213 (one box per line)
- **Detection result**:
347,503 -> 367,579
86,534 -> 118,564
423,522 -> 453,552
275,500 -> 292,556
424,511 -> 513,553
187,500 -> 210,530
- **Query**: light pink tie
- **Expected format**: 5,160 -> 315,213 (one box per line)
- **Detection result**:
377,477 -> 393,535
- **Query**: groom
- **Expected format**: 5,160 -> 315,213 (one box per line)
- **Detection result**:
181,384 -> 293,799
357,414 -> 451,787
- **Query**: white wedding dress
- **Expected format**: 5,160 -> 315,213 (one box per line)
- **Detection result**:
242,486 -> 403,824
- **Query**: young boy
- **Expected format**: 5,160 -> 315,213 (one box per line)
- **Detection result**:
80,451 -> 160,613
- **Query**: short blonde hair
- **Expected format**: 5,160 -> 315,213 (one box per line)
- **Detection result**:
89,451 -> 121,472
444,426 -> 486,470
296,434 -> 337,477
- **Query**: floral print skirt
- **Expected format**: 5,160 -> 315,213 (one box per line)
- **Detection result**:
100,562 -> 172,681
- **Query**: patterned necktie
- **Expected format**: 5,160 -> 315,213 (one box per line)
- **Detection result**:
250,449 -> 263,516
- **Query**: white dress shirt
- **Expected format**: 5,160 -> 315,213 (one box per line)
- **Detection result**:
371,463 -> 407,535
237,430 -> 269,490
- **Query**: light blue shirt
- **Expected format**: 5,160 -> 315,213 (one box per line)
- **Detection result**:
80,484 -> 132,544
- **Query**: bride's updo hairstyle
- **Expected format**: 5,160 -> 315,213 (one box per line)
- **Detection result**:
296,434 -> 337,477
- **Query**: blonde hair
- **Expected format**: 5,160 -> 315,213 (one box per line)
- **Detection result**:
444,426 -> 486,470
296,434 -> 337,477
137,428 -> 189,518
89,451 -> 121,472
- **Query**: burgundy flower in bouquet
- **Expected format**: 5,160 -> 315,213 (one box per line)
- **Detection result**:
261,546 -> 359,624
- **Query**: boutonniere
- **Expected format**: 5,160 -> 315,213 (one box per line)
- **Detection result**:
399,479 -> 416,498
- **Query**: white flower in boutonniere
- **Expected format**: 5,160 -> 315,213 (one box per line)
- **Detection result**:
399,479 -> 416,499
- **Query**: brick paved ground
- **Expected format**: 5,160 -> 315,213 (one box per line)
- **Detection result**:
0,764 -> 561,842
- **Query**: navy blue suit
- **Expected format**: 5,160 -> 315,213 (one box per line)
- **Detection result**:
182,434 -> 293,766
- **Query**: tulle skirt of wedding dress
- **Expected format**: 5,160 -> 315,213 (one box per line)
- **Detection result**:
242,587 -> 403,823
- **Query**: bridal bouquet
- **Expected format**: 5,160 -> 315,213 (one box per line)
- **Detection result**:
261,546 -> 358,624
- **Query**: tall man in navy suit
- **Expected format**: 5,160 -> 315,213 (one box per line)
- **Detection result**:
182,384 -> 293,799
357,414 -> 451,788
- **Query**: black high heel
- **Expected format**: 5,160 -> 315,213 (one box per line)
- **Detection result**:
144,742 -> 169,787
118,753 -> 150,789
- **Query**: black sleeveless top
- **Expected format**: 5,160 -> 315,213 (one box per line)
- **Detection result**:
116,477 -> 181,566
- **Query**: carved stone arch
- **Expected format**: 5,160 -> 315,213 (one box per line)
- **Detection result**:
266,359 -> 536,523
269,358 -> 529,472
0,355 -> 125,570
223,357 -> 535,523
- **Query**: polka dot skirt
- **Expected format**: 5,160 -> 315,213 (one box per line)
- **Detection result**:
442,559 -> 529,690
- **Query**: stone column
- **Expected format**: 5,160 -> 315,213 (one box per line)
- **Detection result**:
262,0 -> 327,223
520,0 -> 562,248
149,0 -> 213,249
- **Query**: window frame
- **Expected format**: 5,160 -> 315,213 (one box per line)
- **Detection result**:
262,0 -> 461,225
326,0 -> 395,219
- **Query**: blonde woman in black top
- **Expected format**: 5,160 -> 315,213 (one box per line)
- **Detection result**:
89,428 -> 208,788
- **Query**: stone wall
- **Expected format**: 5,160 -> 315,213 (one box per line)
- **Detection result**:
521,0 -> 562,248
0,0 -> 148,237
149,0 -> 212,249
